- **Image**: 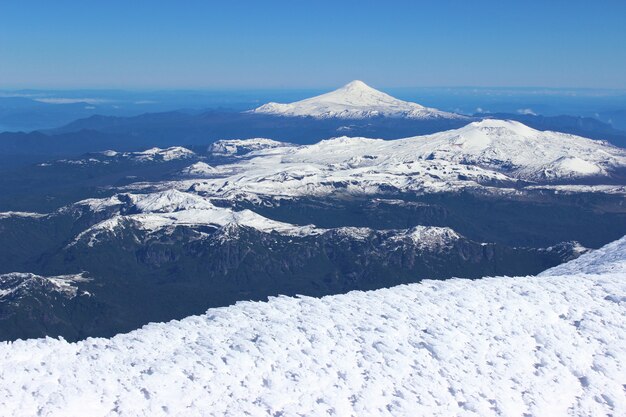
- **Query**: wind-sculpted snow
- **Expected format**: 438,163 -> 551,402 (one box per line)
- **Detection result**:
0,259 -> 624,416
250,80 -> 465,120
540,235 -> 626,275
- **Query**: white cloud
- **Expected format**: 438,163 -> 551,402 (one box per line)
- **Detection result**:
517,108 -> 537,116
34,98 -> 111,105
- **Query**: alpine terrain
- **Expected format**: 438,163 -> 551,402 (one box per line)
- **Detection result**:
1,118 -> 625,341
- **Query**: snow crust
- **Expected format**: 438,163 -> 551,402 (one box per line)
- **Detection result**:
1,239 -> 624,416
250,80 -> 466,120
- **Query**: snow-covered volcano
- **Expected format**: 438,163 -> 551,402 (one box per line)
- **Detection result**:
410,119 -> 626,180
250,80 -> 466,119
162,120 -> 626,202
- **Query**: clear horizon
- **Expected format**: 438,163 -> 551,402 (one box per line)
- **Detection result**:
3,84 -> 626,95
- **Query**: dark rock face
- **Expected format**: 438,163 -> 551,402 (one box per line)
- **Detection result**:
0,217 -> 582,342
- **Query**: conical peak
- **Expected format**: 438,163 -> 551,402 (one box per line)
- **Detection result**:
342,80 -> 371,90
251,80 -> 465,120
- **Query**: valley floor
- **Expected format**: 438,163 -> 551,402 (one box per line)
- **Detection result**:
1,236 -> 625,417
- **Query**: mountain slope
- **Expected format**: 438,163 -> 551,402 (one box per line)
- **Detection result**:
168,121 -> 626,204
412,119 -> 626,180
1,235 -> 624,416
540,235 -> 626,275
251,80 -> 466,120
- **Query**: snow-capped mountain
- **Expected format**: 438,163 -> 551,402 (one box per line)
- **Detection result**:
180,162 -> 217,176
69,190 -> 474,248
0,272 -> 95,341
158,120 -> 626,202
250,80 -> 466,120
0,272 -> 89,301
71,190 -> 321,246
1,235 -> 623,417
413,120 -> 626,180
2,120 -> 625,345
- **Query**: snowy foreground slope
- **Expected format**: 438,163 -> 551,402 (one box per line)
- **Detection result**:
1,239 -> 625,417
541,235 -> 626,276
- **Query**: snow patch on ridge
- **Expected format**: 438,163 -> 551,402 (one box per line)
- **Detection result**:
0,272 -> 89,300
208,138 -> 294,157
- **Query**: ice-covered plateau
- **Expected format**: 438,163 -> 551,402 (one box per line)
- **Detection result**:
250,80 -> 466,119
1,235 -> 624,416
145,119 -> 626,201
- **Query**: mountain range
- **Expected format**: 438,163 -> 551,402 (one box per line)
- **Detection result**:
1,115 -> 625,340
2,82 -> 625,166
0,81 -> 625,341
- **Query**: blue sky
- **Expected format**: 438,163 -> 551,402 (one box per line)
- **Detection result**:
1,1 -> 625,89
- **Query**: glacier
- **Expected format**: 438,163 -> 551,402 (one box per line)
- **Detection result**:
0,236 -> 624,416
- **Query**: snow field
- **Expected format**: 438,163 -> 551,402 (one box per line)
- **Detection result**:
0,269 -> 624,416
